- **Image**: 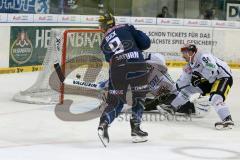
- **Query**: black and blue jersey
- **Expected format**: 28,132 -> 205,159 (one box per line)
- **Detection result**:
99,24 -> 151,125
100,24 -> 151,62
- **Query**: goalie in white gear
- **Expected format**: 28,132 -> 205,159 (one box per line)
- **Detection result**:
144,53 -> 211,118
176,44 -> 234,129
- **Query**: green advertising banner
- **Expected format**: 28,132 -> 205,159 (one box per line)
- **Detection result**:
9,26 -> 97,67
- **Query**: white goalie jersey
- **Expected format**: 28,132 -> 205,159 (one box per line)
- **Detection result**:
145,53 -> 177,96
145,53 -> 211,117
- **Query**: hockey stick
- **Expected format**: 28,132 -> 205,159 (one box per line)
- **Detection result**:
64,78 -> 149,93
54,63 -> 65,83
64,78 -> 106,91
62,62 -> 190,97
150,63 -> 191,93
144,83 -> 191,110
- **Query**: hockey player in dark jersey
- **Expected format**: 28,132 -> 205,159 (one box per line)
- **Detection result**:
97,12 -> 151,147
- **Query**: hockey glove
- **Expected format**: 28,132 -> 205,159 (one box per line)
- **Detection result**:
191,71 -> 203,87
144,98 -> 159,111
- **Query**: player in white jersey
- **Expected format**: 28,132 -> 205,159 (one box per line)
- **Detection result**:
177,44 -> 234,129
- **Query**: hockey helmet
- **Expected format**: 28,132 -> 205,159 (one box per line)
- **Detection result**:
181,44 -> 197,53
146,53 -> 166,66
98,12 -> 115,31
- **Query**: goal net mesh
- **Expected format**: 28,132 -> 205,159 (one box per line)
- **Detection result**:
13,29 -> 108,105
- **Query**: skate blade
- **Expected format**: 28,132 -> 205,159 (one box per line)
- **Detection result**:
98,130 -> 109,147
215,124 -> 234,130
132,136 -> 148,143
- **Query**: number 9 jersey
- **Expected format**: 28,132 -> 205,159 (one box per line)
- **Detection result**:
100,24 -> 151,62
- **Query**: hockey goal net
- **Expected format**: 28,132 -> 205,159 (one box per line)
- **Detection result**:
13,28 -> 108,105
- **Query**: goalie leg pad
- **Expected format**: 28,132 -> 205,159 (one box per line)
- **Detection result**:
191,95 -> 211,118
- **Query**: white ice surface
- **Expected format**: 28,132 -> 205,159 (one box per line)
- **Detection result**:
0,68 -> 240,160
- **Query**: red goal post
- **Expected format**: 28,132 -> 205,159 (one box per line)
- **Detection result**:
60,29 -> 104,104
13,28 -> 107,105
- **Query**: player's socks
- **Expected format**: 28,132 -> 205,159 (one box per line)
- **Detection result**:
212,97 -> 234,130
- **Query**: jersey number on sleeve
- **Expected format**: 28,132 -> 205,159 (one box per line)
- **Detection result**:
202,57 -> 210,64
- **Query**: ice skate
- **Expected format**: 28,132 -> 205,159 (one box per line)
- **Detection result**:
130,118 -> 148,143
215,115 -> 234,130
98,122 -> 109,147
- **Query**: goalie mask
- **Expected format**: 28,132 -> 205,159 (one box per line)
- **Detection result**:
146,53 -> 166,66
99,12 -> 115,32
146,53 -> 168,74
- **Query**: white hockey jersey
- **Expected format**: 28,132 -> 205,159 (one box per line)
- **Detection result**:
145,53 -> 176,96
177,50 -> 232,88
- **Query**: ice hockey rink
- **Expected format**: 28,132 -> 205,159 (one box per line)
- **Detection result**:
0,68 -> 240,160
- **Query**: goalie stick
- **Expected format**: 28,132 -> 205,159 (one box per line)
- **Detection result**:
54,63 -> 65,83
64,78 -> 149,93
144,84 -> 191,111
146,62 -> 192,105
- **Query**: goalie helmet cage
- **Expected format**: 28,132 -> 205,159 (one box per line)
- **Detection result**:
13,28 -> 108,105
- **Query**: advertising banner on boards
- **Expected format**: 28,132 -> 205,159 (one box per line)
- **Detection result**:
8,25 -> 240,67
9,26 -> 97,67
138,25 -> 240,63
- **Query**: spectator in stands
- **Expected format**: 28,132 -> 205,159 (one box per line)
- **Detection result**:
157,6 -> 173,18
200,8 -> 218,20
